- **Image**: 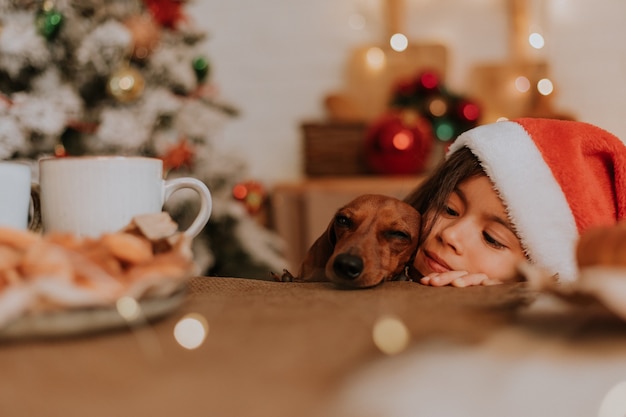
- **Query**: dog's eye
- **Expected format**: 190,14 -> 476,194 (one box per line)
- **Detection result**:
385,230 -> 411,240
335,214 -> 352,227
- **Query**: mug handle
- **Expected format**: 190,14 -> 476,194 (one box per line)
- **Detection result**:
163,177 -> 212,239
29,182 -> 42,233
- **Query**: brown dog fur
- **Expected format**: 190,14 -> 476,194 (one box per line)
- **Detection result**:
275,194 -> 421,288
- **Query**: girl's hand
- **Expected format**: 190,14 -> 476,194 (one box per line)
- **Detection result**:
420,270 -> 502,287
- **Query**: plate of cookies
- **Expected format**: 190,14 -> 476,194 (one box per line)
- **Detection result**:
0,213 -> 196,340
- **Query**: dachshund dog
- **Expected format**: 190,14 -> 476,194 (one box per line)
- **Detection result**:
275,194 -> 421,288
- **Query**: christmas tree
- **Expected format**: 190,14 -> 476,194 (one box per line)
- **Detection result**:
0,0 -> 287,279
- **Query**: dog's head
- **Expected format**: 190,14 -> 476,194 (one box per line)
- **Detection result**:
299,194 -> 421,288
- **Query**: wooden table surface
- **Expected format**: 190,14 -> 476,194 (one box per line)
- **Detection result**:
1,276 -> 625,417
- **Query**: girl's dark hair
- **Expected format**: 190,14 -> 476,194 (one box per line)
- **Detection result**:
403,146 -> 485,243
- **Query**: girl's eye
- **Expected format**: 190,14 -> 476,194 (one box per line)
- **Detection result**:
444,205 -> 459,216
483,231 -> 505,249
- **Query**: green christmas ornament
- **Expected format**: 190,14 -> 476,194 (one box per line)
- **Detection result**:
192,56 -> 210,82
36,8 -> 64,39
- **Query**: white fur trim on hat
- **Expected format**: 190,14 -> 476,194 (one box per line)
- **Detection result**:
447,121 -> 579,281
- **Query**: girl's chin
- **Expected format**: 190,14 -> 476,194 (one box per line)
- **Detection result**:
412,256 -> 431,277
417,254 -> 451,275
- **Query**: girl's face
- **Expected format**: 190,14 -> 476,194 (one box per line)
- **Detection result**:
413,175 -> 526,282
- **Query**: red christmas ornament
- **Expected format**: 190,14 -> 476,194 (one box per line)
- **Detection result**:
364,111 -> 434,175
232,180 -> 266,214
143,0 -> 185,29
160,138 -> 195,171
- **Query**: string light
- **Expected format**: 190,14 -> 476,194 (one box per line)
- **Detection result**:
116,296 -> 141,321
514,76 -> 531,93
372,315 -> 410,355
365,47 -> 386,70
428,97 -> 448,117
537,78 -> 554,95
174,313 -> 209,350
392,130 -> 413,150
460,102 -> 480,121
434,120 -> 455,141
390,33 -> 408,52
528,32 -> 545,49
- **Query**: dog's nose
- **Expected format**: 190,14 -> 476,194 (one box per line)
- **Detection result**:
333,253 -> 363,280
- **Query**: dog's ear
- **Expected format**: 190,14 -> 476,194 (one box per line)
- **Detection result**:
298,217 -> 337,281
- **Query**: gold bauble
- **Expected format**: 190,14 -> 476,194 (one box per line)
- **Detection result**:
107,67 -> 145,102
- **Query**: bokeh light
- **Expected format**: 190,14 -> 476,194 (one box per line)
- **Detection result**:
460,102 -> 480,121
232,183 -> 248,200
392,131 -> 413,150
118,75 -> 136,91
428,98 -> 447,117
419,72 -> 439,89
365,47 -> 386,70
514,76 -> 531,93
537,78 -> 554,95
434,120 -> 455,141
528,32 -> 545,49
348,13 -> 366,30
372,315 -> 410,355
390,33 -> 408,52
116,296 -> 141,321
174,313 -> 209,350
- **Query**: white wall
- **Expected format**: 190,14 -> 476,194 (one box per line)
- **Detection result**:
188,0 -> 626,184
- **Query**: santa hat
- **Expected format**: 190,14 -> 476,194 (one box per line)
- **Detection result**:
447,118 -> 626,282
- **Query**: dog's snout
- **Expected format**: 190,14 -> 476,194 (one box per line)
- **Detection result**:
333,253 -> 364,280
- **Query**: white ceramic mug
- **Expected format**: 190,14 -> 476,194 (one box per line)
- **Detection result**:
0,162 -> 35,230
37,156 -> 212,238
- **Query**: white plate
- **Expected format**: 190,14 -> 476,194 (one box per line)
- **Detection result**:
0,285 -> 187,340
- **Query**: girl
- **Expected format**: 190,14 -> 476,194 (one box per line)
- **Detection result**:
405,118 -> 626,287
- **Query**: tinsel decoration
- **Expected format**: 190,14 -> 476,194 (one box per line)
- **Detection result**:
364,110 -> 434,175
389,70 -> 480,142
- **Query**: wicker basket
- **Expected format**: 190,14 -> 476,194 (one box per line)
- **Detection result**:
301,121 -> 370,177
